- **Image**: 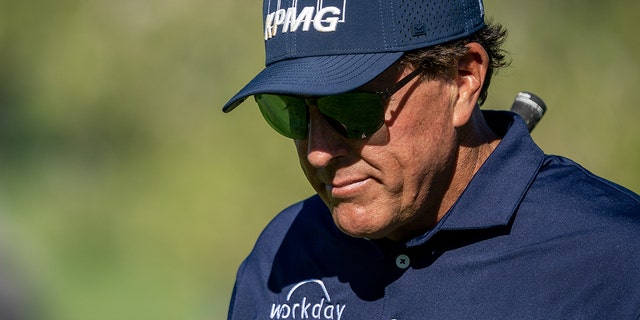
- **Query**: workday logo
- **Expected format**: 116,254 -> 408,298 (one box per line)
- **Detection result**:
270,279 -> 347,319
264,0 -> 347,40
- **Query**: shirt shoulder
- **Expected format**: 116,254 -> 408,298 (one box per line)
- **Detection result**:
513,153 -> 640,254
536,154 -> 640,216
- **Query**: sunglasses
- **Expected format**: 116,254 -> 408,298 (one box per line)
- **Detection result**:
254,68 -> 423,139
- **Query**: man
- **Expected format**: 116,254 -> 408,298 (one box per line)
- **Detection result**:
223,0 -> 640,318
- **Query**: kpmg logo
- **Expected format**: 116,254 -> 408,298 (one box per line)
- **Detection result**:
270,279 -> 346,319
264,0 -> 347,40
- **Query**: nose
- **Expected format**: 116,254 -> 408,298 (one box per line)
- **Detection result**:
304,105 -> 349,168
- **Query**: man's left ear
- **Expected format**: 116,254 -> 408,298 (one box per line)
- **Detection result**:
452,42 -> 488,127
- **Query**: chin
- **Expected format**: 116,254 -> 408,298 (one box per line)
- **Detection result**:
328,198 -> 398,239
332,213 -> 393,240
338,226 -> 387,239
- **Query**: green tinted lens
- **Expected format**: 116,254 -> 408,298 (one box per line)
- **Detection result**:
317,93 -> 385,139
255,94 -> 308,139
255,92 -> 385,140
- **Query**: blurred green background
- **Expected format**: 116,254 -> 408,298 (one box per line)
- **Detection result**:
0,0 -> 638,319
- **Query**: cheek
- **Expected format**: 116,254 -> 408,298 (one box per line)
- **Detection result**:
386,105 -> 455,166
394,88 -> 457,161
378,96 -> 458,202
397,117 -> 457,187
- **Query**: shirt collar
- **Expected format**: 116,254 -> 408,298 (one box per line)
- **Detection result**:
437,110 -> 545,231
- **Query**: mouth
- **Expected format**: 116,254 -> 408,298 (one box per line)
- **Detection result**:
326,178 -> 371,198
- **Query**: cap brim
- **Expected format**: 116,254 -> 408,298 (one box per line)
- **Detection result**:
222,52 -> 404,112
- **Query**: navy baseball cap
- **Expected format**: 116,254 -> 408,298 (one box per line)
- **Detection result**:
223,0 -> 486,112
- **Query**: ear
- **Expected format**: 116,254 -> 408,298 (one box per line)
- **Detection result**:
452,42 -> 489,128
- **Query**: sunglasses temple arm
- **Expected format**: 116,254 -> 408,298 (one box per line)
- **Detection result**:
378,68 -> 423,100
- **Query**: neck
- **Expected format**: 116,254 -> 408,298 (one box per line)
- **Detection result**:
437,107 -> 501,222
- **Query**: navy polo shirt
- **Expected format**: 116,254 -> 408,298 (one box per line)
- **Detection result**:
228,111 -> 640,319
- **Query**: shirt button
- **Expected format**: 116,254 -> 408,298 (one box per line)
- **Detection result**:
395,254 -> 410,269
